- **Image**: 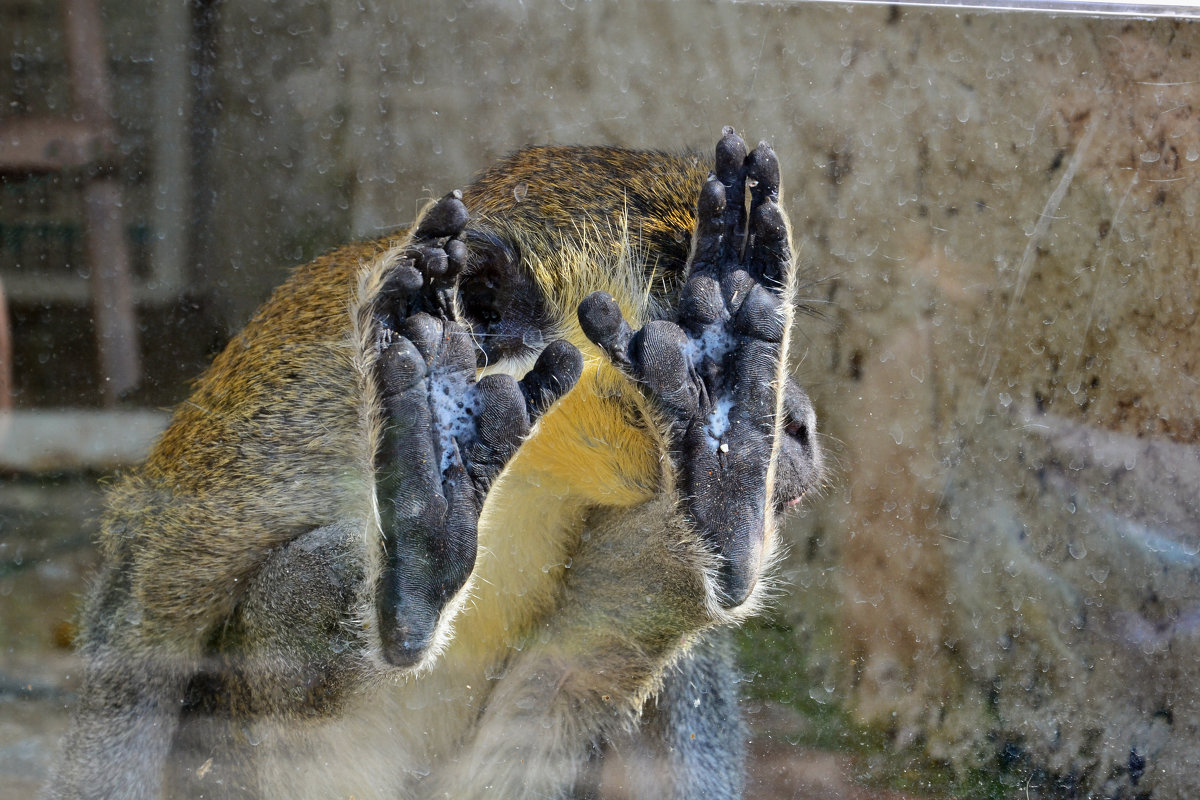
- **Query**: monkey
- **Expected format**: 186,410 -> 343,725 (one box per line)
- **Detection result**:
45,127 -> 822,799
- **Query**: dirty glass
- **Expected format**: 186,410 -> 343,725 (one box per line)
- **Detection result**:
2,1 -> 1199,797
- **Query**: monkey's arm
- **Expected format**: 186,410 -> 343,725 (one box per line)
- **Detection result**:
370,193 -> 582,668
432,493 -> 711,798
437,130 -> 800,799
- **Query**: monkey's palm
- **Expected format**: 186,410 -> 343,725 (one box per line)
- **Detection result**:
373,195 -> 580,666
579,128 -> 792,607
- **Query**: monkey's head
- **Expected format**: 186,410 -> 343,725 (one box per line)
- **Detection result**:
453,145 -> 823,515
372,146 -> 824,671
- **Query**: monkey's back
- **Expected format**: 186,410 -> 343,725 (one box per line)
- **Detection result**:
100,238 -> 398,637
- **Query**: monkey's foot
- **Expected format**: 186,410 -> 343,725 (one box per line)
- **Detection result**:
579,128 -> 806,608
373,193 -> 582,667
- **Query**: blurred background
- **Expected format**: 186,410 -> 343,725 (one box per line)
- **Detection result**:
3,1 -> 1200,797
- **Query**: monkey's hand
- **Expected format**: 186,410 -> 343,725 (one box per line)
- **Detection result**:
579,128 -> 795,609
373,194 -> 582,667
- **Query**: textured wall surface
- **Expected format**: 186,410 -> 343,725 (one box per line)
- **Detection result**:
4,2 -> 1199,796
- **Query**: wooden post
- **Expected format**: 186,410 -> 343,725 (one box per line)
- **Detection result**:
63,0 -> 141,404
0,277 -> 12,411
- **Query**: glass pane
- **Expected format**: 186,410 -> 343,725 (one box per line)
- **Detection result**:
2,2 -> 1198,797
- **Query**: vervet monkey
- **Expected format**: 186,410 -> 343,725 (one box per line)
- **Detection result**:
47,128 -> 821,799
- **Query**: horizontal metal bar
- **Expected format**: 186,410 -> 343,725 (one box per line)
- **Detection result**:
750,0 -> 1200,18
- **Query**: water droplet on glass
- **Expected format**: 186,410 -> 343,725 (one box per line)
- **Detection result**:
521,328 -> 543,349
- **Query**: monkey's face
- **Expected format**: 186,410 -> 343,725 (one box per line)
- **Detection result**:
455,230 -> 556,369
775,376 -> 823,512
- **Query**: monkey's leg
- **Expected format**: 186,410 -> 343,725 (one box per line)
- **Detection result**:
372,192 -> 582,667
572,628 -> 745,800
43,564 -> 186,800
432,492 -> 716,800
647,630 -> 747,799
608,629 -> 746,799
164,519 -> 369,799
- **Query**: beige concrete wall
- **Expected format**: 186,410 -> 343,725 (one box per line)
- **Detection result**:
193,3 -> 1200,794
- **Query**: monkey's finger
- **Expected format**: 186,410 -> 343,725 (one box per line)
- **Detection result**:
411,244 -> 448,279
715,127 -> 748,267
376,338 -> 442,514
732,284 -> 785,344
466,374 -> 531,490
414,190 -> 469,240
445,238 -> 468,281
744,140 -> 781,208
402,312 -> 444,366
686,178 -> 726,282
402,314 -> 476,378
437,319 -> 478,375
382,260 -> 424,298
678,273 -> 723,332
377,335 -> 426,393
518,338 -> 583,422
578,292 -> 636,372
632,320 -> 701,420
439,457 -> 481,574
745,200 -> 791,290
720,269 -> 756,317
